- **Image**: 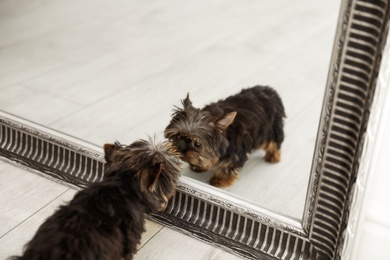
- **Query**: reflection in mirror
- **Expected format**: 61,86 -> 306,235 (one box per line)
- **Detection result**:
0,0 -> 339,219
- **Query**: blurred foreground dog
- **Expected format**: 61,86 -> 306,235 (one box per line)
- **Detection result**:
11,139 -> 182,260
165,85 -> 285,188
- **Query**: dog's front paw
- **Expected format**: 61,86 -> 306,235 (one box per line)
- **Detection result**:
209,175 -> 236,188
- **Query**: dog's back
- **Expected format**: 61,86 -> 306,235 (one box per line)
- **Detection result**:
204,85 -> 286,152
11,178 -> 143,260
11,139 -> 182,260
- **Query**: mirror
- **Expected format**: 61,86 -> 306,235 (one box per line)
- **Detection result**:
0,0 -> 340,220
1,0 -> 389,259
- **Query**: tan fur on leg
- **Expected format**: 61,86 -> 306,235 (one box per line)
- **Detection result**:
263,141 -> 281,163
209,162 -> 239,188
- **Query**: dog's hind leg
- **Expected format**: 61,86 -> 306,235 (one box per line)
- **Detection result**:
263,141 -> 281,163
263,114 -> 284,163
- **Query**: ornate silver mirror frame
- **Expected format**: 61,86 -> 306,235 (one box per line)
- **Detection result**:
1,0 -> 389,259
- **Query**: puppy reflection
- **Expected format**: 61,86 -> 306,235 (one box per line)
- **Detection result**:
165,85 -> 285,188
11,139 -> 182,260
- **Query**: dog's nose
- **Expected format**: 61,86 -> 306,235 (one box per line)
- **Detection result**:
176,139 -> 188,153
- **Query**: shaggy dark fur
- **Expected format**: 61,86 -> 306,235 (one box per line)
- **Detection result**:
164,85 -> 285,188
11,139 -> 182,260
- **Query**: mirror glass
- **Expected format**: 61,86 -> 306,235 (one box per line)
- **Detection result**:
0,0 -> 339,220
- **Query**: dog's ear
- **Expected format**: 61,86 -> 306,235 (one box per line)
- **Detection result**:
103,142 -> 122,163
140,163 -> 163,192
103,144 -> 116,163
217,112 -> 237,130
182,93 -> 192,110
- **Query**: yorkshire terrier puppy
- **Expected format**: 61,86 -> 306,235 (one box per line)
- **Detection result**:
165,85 -> 285,188
11,139 -> 182,260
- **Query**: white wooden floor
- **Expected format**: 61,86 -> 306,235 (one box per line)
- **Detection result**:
0,0 -> 340,258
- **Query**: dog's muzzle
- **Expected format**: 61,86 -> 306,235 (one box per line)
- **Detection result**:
189,163 -> 205,173
173,136 -> 192,153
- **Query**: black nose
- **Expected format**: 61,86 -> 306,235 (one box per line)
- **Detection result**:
176,139 -> 188,153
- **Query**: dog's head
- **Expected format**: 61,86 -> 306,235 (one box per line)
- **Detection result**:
164,94 -> 236,172
103,139 -> 182,211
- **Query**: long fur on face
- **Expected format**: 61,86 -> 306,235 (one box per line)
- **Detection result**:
11,139 -> 182,260
104,139 -> 183,210
164,85 -> 285,187
164,94 -> 231,172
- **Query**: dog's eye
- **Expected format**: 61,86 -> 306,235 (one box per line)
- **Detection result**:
194,141 -> 201,148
